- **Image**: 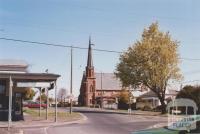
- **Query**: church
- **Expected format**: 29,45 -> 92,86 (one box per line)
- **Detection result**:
78,39 -> 122,108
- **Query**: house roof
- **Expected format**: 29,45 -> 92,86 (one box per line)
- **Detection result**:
0,59 -> 28,67
95,73 -> 122,91
139,90 -> 157,98
139,90 -> 178,98
166,89 -> 179,95
0,59 -> 29,73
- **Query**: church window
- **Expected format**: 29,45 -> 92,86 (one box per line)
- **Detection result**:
90,85 -> 93,92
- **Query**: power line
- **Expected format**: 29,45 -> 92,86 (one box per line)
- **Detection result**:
0,37 -> 122,54
1,37 -> 200,61
180,58 -> 200,61
181,80 -> 200,84
171,80 -> 200,84
184,69 -> 200,75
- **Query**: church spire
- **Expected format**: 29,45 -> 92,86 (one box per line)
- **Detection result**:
87,36 -> 93,68
86,36 -> 94,78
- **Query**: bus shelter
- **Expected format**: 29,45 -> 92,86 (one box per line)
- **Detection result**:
0,72 -> 60,128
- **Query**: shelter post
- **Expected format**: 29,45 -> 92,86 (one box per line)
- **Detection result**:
8,76 -> 13,129
39,88 -> 42,117
54,81 -> 57,122
46,88 -> 49,120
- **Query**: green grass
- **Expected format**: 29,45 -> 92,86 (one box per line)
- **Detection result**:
23,107 -> 82,120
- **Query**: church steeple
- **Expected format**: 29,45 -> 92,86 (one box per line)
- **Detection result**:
86,37 -> 94,78
87,36 -> 93,68
79,37 -> 96,106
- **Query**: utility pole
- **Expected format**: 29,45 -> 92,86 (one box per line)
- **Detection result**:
180,84 -> 183,90
45,71 -> 49,120
128,86 -> 132,114
70,46 -> 73,114
101,72 -> 103,108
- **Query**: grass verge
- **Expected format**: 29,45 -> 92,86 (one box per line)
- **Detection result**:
23,107 -> 82,121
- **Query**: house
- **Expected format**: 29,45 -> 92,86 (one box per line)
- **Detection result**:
136,89 -> 178,110
0,59 -> 60,121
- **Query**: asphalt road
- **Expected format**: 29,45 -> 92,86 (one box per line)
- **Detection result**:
23,108 -> 167,134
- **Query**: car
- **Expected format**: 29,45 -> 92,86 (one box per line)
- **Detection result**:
23,101 -> 47,108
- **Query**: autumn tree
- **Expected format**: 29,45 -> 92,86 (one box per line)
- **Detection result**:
24,88 -> 36,100
118,89 -> 133,109
115,22 -> 182,113
119,89 -> 130,104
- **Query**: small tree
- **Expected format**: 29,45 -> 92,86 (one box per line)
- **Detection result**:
24,88 -> 36,100
57,88 -> 68,106
37,94 -> 47,103
115,22 -> 182,113
119,89 -> 129,104
118,89 -> 132,109
176,85 -> 200,114
49,97 -> 54,103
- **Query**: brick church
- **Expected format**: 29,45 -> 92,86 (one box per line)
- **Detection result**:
78,39 -> 122,108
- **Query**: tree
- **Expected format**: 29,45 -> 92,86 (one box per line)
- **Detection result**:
115,22 -> 182,113
118,89 -> 133,110
37,94 -> 47,103
49,97 -> 54,103
176,85 -> 200,114
119,89 -> 129,104
24,88 -> 36,100
57,88 -> 67,105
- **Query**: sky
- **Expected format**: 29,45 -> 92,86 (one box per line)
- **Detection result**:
1,0 -> 200,97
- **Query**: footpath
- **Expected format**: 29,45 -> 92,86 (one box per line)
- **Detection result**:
0,111 -> 87,134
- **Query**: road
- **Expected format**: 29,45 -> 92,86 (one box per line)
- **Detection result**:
23,107 -> 167,134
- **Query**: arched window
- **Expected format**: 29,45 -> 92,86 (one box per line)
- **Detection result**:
90,85 -> 93,92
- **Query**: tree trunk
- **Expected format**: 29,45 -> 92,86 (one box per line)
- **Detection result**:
150,87 -> 167,114
159,98 -> 166,114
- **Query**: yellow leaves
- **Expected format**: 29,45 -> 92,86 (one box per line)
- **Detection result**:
115,22 -> 182,90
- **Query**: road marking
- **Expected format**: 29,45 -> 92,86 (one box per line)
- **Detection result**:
44,127 -> 48,134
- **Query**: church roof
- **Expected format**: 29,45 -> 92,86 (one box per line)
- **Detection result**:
95,73 -> 122,91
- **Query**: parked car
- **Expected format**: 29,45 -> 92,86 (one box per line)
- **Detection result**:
23,101 -> 47,108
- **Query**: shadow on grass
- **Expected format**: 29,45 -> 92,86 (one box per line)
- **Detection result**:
74,109 -> 129,115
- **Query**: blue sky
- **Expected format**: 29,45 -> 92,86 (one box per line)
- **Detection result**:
1,0 -> 200,97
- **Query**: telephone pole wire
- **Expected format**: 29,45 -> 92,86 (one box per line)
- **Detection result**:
70,46 -> 73,114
